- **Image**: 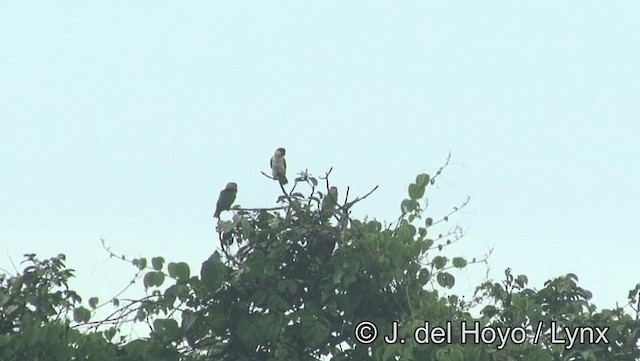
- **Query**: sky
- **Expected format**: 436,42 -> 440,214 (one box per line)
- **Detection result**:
1,1 -> 639,326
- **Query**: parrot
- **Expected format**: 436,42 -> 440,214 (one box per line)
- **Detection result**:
213,182 -> 238,218
321,186 -> 339,213
270,147 -> 288,185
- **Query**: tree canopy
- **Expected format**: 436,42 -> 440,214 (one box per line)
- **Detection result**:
1,157 -> 639,360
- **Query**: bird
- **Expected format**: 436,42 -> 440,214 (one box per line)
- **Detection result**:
321,186 -> 339,213
213,182 -> 238,218
270,147 -> 288,185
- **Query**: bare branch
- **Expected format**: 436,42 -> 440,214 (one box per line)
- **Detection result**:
343,186 -> 351,205
319,167 -> 334,181
260,171 -> 276,180
342,185 -> 379,211
1,253 -> 19,276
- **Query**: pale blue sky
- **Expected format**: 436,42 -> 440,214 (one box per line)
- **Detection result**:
1,2 -> 639,314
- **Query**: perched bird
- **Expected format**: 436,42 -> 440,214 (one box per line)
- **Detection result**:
213,182 -> 238,218
270,147 -> 288,185
321,186 -> 339,213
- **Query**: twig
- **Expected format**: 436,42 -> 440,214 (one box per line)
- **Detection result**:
429,151 -> 452,185
260,171 -> 276,180
318,167 -> 335,211
307,179 -> 317,207
98,238 -> 142,307
320,167 -> 334,181
425,227 -> 464,252
428,197 -> 471,228
5,253 -> 19,275
235,206 -> 288,212
342,185 -> 379,211
343,186 -> 351,205
262,169 -> 294,206
279,181 -> 289,198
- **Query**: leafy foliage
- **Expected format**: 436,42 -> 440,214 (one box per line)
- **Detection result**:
1,159 -> 639,360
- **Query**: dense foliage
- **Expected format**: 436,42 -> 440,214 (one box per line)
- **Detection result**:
1,162 -> 639,360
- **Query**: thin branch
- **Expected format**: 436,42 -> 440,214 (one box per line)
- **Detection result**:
260,171 -> 276,180
428,196 -> 471,228
425,228 -> 464,252
429,150 -> 452,185
319,167 -> 334,181
318,167 -> 335,212
306,181 -> 316,207
261,170 -> 291,195
235,206 -> 288,212
4,253 -> 19,276
343,186 -> 351,205
341,185 -> 379,211
279,181 -> 290,198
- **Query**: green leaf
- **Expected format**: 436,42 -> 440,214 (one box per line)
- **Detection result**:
268,294 -> 289,311
416,173 -> 430,187
396,223 -> 417,241
164,284 -> 178,299
432,255 -> 448,269
366,221 -> 382,233
418,269 -> 431,285
401,199 -> 419,213
143,272 -> 153,288
200,257 -> 225,292
153,318 -> 180,341
143,271 -> 165,288
88,297 -> 99,309
263,264 -> 275,276
516,274 -> 529,288
452,257 -> 467,268
277,280 -> 287,293
154,271 -> 166,287
73,306 -> 91,323
254,290 -> 267,305
151,257 -> 165,271
0,335 -> 10,348
168,262 -> 190,281
511,293 -> 528,311
287,280 -> 298,294
103,327 -> 117,341
437,272 -> 455,288
418,227 -> 427,237
408,182 -> 426,200
133,257 -> 147,270
448,345 -> 465,361
424,238 -> 434,248
408,183 -> 418,199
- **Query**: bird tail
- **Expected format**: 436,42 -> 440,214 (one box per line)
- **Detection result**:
280,176 -> 288,185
